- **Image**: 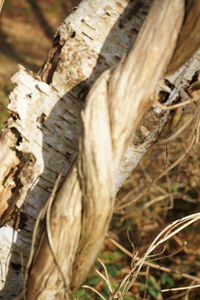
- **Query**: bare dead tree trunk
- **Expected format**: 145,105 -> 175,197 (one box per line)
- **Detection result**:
0,0 -> 200,299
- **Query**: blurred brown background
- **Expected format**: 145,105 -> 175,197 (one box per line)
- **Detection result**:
0,0 -> 79,129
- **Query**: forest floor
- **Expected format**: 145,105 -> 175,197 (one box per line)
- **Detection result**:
0,1 -> 200,300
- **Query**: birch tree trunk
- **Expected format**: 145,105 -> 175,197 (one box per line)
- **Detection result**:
0,0 -> 200,299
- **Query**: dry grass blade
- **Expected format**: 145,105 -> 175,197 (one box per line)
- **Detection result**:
82,285 -> 107,300
162,284 -> 200,293
109,238 -> 200,283
109,212 -> 200,299
96,259 -> 114,294
143,213 -> 200,258
155,97 -> 200,110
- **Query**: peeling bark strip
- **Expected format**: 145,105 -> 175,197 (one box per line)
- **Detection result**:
0,129 -> 19,219
39,33 -> 66,84
24,1 -> 184,299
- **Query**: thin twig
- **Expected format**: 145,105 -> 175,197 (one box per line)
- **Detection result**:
45,174 -> 68,291
95,269 -> 113,294
82,285 -> 107,300
155,97 -> 200,110
143,194 -> 171,209
162,284 -> 200,292
96,259 -> 114,294
158,113 -> 195,144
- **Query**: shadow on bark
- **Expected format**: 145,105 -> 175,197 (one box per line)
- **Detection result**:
0,1 -> 153,298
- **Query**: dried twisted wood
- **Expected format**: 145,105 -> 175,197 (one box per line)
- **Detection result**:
25,1 -> 184,299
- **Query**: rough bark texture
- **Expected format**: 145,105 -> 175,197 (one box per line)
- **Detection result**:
0,0 -> 200,299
